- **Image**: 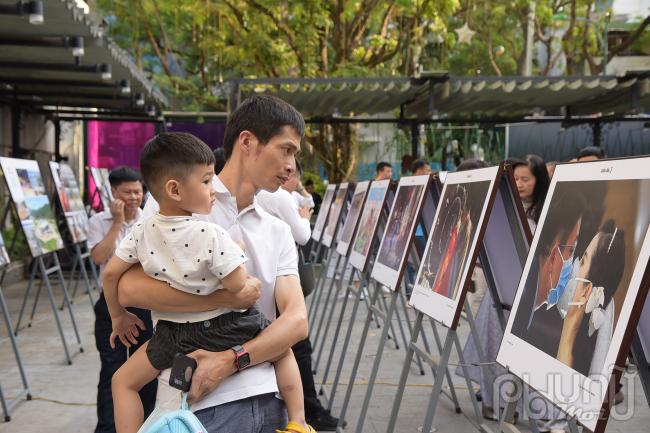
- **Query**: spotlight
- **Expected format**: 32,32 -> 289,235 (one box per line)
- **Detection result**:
135,92 -> 145,106
99,64 -> 111,80
70,36 -> 84,57
119,79 -> 131,95
26,0 -> 43,25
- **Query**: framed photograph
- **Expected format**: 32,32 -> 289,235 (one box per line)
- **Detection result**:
634,296 -> 650,404
49,162 -> 89,244
336,181 -> 370,257
311,184 -> 337,242
479,166 -> 531,308
90,167 -> 113,210
497,157 -> 650,433
322,183 -> 350,248
0,157 -> 65,258
0,231 -> 11,267
409,166 -> 501,329
371,175 -> 431,291
349,179 -> 391,272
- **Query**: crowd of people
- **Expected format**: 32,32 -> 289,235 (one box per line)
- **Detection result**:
87,90 -> 616,433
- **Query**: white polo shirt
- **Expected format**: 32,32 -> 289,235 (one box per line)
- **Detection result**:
87,208 -> 143,280
257,188 -> 311,246
142,175 -> 299,410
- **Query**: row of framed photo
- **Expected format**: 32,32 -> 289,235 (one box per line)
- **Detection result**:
311,156 -> 650,433
0,157 -> 111,260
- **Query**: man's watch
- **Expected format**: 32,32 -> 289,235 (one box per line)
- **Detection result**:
231,345 -> 251,371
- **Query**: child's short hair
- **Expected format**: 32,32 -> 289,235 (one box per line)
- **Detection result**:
140,132 -> 215,199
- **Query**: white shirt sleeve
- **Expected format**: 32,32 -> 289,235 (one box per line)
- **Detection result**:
114,226 -> 140,264
276,223 -> 299,277
86,214 -> 106,251
209,226 -> 248,278
258,190 -> 311,246
293,191 -> 315,209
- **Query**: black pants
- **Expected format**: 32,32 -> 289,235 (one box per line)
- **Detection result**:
94,293 -> 158,433
292,337 -> 324,417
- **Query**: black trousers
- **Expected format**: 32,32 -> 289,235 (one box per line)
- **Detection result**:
94,293 -> 158,433
292,337 -> 324,417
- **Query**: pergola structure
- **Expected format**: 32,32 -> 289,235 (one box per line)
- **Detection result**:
229,72 -> 650,154
0,0 -> 167,157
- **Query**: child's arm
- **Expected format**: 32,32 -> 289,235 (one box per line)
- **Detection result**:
103,256 -> 145,349
220,265 -> 248,293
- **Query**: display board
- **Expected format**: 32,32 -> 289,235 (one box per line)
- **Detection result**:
322,183 -> 350,248
336,181 -> 370,257
349,179 -> 391,272
0,157 -> 65,257
497,157 -> 650,433
409,166 -> 502,329
311,184 -> 337,242
90,167 -> 113,210
49,162 -> 89,243
370,175 -> 430,291
480,166 -> 532,308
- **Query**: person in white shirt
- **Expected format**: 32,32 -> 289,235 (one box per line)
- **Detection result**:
103,133 -> 313,433
87,167 -> 157,433
115,95 -> 310,433
287,160 -> 315,210
257,170 -> 312,245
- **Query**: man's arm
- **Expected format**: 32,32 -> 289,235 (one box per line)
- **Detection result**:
187,275 -> 307,402
90,199 -> 125,265
118,265 -> 261,312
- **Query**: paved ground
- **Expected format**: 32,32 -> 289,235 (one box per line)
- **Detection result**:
0,271 -> 648,433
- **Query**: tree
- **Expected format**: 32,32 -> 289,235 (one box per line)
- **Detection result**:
98,0 -> 459,182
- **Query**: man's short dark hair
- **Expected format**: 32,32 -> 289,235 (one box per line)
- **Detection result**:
222,95 -> 305,160
376,162 -> 392,173
577,146 -> 605,160
140,132 -> 215,199
411,159 -> 429,173
305,179 -> 314,187
108,166 -> 143,188
213,147 -> 226,174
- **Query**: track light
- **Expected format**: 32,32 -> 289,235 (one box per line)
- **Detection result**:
119,80 -> 131,94
135,92 -> 145,106
69,36 -> 84,57
99,64 -> 111,80
0,1 -> 43,25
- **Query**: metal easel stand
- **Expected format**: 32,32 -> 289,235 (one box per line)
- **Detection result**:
311,251 -> 345,351
312,253 -> 353,368
14,253 -> 83,365
308,242 -> 331,324
61,242 -> 99,309
336,277 -> 462,433
0,279 -> 31,422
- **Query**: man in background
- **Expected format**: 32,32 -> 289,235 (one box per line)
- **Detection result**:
375,161 -> 393,180
88,167 -> 156,433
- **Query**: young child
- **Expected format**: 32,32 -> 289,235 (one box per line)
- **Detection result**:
103,132 -> 314,433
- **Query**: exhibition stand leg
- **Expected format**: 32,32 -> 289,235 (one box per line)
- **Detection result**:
0,282 -> 31,422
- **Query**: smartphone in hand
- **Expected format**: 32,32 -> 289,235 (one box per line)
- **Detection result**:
169,353 -> 197,392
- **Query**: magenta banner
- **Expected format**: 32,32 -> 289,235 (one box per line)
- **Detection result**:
86,120 -> 157,209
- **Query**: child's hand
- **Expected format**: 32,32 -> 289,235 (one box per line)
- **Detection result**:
236,240 -> 247,252
109,312 -> 146,349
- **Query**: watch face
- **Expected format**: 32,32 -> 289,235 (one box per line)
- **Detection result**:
238,352 -> 251,370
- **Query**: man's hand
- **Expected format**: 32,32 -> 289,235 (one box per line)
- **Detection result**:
110,199 -> 125,226
186,349 -> 237,403
298,206 -> 313,220
211,276 -> 261,309
109,311 -> 146,349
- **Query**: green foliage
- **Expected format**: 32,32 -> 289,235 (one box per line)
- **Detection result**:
301,171 -> 326,196
1,227 -> 29,262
